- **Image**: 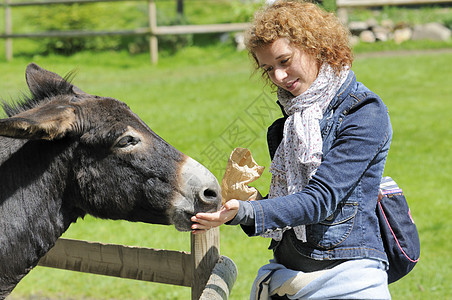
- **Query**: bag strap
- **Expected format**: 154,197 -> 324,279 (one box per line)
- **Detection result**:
378,177 -> 420,263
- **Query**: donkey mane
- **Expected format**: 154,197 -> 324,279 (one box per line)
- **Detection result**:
1,71 -> 76,118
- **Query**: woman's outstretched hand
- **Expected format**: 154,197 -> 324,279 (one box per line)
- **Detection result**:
191,200 -> 240,234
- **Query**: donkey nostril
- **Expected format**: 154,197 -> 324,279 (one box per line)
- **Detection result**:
203,188 -> 217,199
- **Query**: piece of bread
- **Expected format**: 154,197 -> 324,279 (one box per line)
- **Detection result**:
221,147 -> 264,204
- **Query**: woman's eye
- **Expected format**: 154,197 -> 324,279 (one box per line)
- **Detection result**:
281,58 -> 289,64
115,136 -> 140,148
264,66 -> 273,73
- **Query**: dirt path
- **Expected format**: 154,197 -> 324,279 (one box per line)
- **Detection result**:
355,47 -> 452,59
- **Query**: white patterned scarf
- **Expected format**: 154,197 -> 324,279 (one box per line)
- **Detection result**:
263,63 -> 350,241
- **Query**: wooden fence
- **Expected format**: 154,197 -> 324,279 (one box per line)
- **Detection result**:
0,0 -> 249,63
37,227 -> 237,300
336,0 -> 451,6
336,0 -> 452,23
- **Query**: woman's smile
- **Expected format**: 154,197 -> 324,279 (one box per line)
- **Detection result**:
286,79 -> 299,91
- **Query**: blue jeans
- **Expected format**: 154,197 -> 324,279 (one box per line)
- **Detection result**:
251,258 -> 390,300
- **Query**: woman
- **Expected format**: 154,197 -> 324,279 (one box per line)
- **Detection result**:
192,1 -> 392,299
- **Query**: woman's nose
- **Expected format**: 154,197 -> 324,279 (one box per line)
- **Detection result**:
273,68 -> 287,83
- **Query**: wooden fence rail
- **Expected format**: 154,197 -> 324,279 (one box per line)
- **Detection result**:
37,228 -> 238,300
0,0 -> 249,63
336,0 -> 452,7
336,0 -> 452,23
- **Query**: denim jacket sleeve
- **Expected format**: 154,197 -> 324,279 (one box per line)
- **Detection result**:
245,92 -> 391,236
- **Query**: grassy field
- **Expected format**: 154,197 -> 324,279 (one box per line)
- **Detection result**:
1,0 -> 452,296
1,3 -> 451,300
0,45 -> 451,299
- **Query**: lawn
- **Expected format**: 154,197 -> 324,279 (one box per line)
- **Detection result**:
1,46 -> 451,299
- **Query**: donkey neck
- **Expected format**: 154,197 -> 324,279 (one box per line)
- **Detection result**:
0,137 -> 82,297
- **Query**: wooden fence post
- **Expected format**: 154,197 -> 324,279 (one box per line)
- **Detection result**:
5,0 -> 13,61
199,256 -> 237,300
148,0 -> 158,64
191,227 -> 220,300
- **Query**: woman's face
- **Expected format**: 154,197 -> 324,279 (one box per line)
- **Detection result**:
254,38 -> 319,96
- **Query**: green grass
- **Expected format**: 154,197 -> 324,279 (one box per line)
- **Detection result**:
1,46 -> 451,300
353,52 -> 452,299
1,3 -> 451,299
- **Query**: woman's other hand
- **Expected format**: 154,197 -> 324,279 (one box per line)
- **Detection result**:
191,200 -> 240,234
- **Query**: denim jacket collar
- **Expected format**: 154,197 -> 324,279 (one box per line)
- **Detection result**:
324,70 -> 356,117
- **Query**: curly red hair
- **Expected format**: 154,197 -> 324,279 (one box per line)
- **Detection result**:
245,1 -> 353,78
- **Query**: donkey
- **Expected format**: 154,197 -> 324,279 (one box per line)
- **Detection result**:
0,63 -> 221,298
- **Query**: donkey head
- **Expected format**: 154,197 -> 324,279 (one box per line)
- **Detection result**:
0,63 -> 221,231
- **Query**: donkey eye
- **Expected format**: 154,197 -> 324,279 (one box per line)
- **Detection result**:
115,136 -> 140,148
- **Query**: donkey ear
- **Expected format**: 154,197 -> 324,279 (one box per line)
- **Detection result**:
0,102 -> 77,140
25,63 -> 86,97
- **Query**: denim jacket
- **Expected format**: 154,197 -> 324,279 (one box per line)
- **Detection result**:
243,70 -> 392,263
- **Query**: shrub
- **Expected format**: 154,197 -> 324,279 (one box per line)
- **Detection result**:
157,13 -> 193,55
443,16 -> 452,29
23,2 -> 193,56
24,2 -> 143,55
123,11 -> 193,55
